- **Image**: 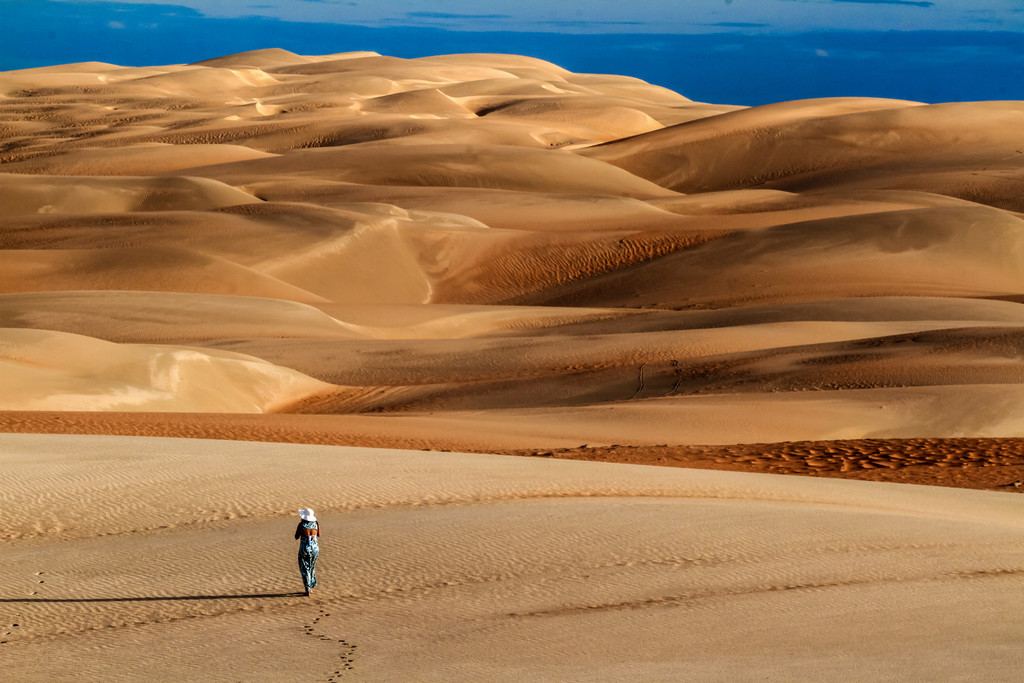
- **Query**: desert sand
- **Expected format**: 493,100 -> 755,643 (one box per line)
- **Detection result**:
0,49 -> 1021,440
1,48 -> 1023,680
3,434 -> 1024,682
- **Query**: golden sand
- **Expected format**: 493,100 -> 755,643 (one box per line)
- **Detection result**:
1,49 -> 1022,680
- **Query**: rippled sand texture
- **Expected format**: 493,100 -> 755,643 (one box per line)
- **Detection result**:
2,435 -> 1024,681
2,50 -> 1024,681
0,48 -> 1021,446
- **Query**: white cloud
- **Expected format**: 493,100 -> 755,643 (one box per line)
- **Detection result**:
815,48 -> 830,57
108,20 -> 127,29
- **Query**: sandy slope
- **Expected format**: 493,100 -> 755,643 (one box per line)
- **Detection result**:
1,51 -> 1021,432
0,174 -> 259,215
1,434 -> 1022,681
1,52 -> 1023,679
0,414 -> 1021,493
0,328 -> 331,412
585,99 -> 1024,210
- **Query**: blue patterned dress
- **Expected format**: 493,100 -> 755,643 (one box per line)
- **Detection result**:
295,520 -> 320,591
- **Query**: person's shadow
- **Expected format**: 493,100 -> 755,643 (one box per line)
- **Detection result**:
0,592 -> 306,603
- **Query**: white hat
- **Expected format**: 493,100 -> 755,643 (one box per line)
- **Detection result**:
298,507 -> 317,522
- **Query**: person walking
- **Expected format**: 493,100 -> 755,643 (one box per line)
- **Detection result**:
295,507 -> 320,596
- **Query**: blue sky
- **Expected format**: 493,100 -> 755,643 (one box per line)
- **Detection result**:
3,0 -> 1023,104
53,0 -> 1024,33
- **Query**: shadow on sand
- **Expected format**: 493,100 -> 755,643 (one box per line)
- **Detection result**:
0,591 -> 306,603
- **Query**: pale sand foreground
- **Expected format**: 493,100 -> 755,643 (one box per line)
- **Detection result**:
2,434 -> 1023,681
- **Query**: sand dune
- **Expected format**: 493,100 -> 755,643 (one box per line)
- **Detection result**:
0,174 -> 258,215
388,384 -> 1024,447
1,49 -> 1021,442
525,205 -> 1024,307
2,50 -> 1024,677
0,247 -> 329,302
0,291 -> 354,342
191,48 -> 319,69
188,143 -> 675,197
0,328 -> 331,412
587,99 -> 1024,210
0,291 -> 640,343
2,144 -> 275,176
2,435 -> 1024,681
